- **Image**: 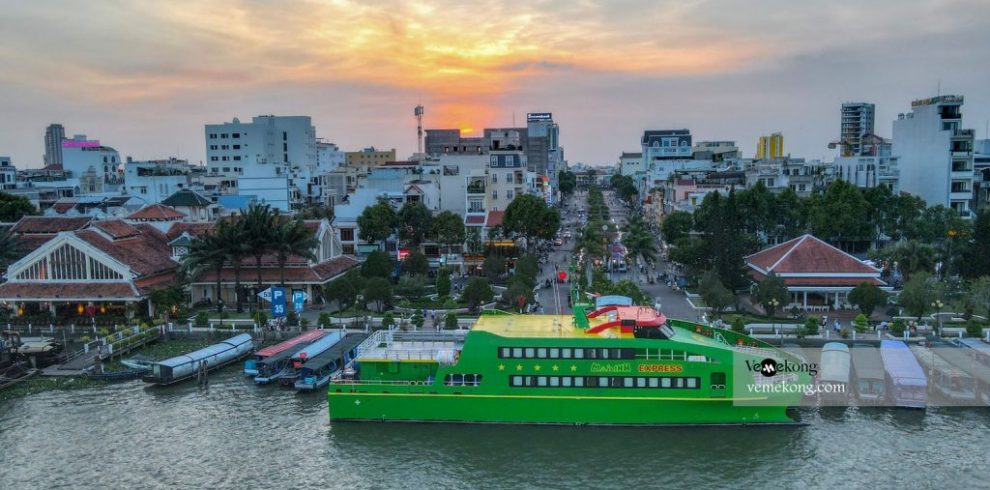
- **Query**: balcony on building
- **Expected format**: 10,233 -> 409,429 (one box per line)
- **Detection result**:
467,179 -> 486,194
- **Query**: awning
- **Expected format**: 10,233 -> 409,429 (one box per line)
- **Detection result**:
485,240 -> 516,247
356,244 -> 380,253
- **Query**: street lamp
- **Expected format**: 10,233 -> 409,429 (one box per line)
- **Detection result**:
931,300 -> 944,337
769,298 -> 781,340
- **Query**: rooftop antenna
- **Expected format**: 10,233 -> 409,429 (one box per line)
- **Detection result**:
937,79 -> 941,97
414,104 -> 424,154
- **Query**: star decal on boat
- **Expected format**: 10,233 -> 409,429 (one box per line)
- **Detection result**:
534,365 -> 542,371
570,365 -> 577,372
498,364 -> 506,371
552,365 -> 559,371
516,364 -> 523,371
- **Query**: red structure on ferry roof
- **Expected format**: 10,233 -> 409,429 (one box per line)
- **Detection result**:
585,305 -> 667,334
254,330 -> 329,358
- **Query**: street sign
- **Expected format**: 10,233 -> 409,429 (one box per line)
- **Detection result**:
271,287 -> 286,318
257,287 -> 273,302
293,291 -> 307,312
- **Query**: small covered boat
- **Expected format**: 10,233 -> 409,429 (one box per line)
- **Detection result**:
294,333 -> 366,392
819,342 -> 851,403
244,329 -> 329,380
910,343 -> 977,404
851,344 -> 885,404
880,340 -> 927,408
142,334 -> 254,386
279,331 -> 347,386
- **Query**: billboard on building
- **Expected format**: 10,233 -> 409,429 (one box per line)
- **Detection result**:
527,113 -> 552,122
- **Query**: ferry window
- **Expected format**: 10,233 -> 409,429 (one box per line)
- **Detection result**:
512,376 -> 523,387
648,378 -> 659,388
464,374 -> 475,385
500,347 -> 510,358
622,348 -> 635,359
599,349 -> 608,359
525,348 -> 535,358
676,378 -> 685,388
444,374 -> 452,385
475,375 -> 482,386
537,348 -> 547,358
611,348 -> 623,359
611,377 -> 624,388
453,374 -> 463,385
526,376 -> 537,387
562,348 -> 572,359
550,377 -> 560,387
537,376 -> 548,387
513,347 -> 523,358
687,378 -> 697,389
711,372 -> 726,387
623,377 -> 634,388
550,348 -> 560,359
662,378 -> 672,388
574,377 -> 585,387
636,378 -> 646,388
574,349 -> 584,359
562,377 -> 572,387
599,377 -> 609,387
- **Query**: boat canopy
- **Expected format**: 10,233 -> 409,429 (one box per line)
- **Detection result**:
158,334 -> 253,368
595,295 -> 634,309
851,345 -> 884,380
301,334 -> 367,371
934,347 -> 990,386
255,330 -> 329,359
820,342 -> 851,384
880,340 -> 927,387
291,332 -> 344,362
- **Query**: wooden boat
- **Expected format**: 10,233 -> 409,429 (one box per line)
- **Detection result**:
909,343 -> 977,404
85,369 -> 149,382
278,331 -> 346,386
0,364 -> 39,390
244,330 -> 330,382
142,334 -> 254,386
294,333 -> 366,391
120,355 -> 155,371
851,344 -> 885,404
932,344 -> 990,406
880,340 -> 927,408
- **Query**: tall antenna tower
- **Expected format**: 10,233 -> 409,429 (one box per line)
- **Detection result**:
414,104 -> 424,154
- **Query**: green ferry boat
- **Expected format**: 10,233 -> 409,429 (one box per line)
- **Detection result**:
328,302 -> 811,425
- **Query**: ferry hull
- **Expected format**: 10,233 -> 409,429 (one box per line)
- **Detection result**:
328,390 -> 798,425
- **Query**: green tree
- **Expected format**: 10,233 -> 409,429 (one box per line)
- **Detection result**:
149,284 -> 185,318
966,276 -> 990,319
752,272 -> 788,317
514,255 -> 539,289
397,201 -> 434,246
241,203 -> 276,293
503,280 -> 534,312
848,282 -> 888,317
558,170 -> 577,195
182,227 -> 229,312
363,277 -> 392,311
461,277 -> 494,312
325,270 -> 363,312
731,317 -> 746,333
622,215 -> 659,283
482,255 -> 506,283
402,250 -> 429,276
435,267 -> 452,297
362,250 -> 393,279
502,194 -> 560,250
444,312 -> 459,330
804,317 -> 819,336
357,201 -> 398,246
215,219 -> 249,312
381,311 -> 395,329
394,275 -> 428,302
962,208 -> 990,279
807,180 -> 872,246
965,319 -> 984,338
272,217 -> 317,288
465,226 -> 482,253
699,270 -> 734,316
0,192 -> 35,222
431,210 -> 466,255
890,318 -> 906,337
661,211 -> 693,244
899,272 -> 934,319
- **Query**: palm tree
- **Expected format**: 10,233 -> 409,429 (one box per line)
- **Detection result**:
241,203 -> 276,299
622,215 -> 658,283
183,229 -> 228,312
272,217 -> 318,288
217,219 -> 250,313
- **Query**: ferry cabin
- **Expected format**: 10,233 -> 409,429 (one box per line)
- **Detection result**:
329,310 -> 810,425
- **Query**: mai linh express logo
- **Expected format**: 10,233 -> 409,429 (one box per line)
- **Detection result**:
747,358 -> 818,378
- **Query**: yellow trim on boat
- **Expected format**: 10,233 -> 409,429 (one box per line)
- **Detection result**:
329,392 -> 770,402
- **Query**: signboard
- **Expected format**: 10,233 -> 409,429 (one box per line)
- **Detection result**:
271,287 -> 286,318
293,291 -> 307,312
257,287 -> 273,302
527,112 -> 552,122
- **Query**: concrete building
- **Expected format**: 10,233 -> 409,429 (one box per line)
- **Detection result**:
892,95 -> 975,217
833,134 -> 898,191
756,132 -> 784,160
840,102 -> 876,156
618,152 -> 645,176
61,135 -> 122,194
692,141 -> 740,162
345,147 -> 396,170
642,129 -> 692,163
43,124 -> 65,168
425,129 -> 487,155
973,139 -> 990,210
123,158 -> 193,204
0,157 -> 15,190
525,112 -> 562,178
746,158 -> 824,197
488,149 -> 527,211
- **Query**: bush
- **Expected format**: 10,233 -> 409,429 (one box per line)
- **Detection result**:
287,312 -> 299,327
252,310 -> 268,327
411,313 -> 424,330
966,320 -> 984,338
98,328 -> 110,338
853,314 -> 869,333
195,312 -> 209,327
444,312 -> 458,330
300,318 -> 310,330
804,317 -> 819,336
891,318 -> 906,337
442,299 -> 459,309
731,317 -> 745,333
382,312 -> 395,330
80,335 -> 91,344
318,312 -> 332,328
840,328 -> 851,339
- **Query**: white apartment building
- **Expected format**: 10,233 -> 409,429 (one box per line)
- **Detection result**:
61,135 -> 122,195
0,157 -> 15,190
488,150 -> 526,211
892,95 -> 975,217
123,158 -> 193,203
204,115 -> 317,207
618,152 -> 645,176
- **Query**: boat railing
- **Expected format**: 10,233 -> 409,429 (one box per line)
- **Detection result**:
330,379 -> 424,386
731,345 -> 781,360
355,329 -> 394,359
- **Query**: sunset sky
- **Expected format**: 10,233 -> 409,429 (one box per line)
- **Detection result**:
1,0 -> 988,167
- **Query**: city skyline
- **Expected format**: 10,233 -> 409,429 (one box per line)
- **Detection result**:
1,0 -> 989,167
